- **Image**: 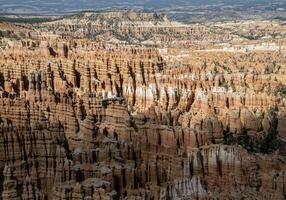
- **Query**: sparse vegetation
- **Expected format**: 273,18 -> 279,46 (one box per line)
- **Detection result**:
275,85 -> 286,98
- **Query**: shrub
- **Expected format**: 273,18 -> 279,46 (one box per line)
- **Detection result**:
275,85 -> 286,97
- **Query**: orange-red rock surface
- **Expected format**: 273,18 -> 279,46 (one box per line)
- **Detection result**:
0,11 -> 285,200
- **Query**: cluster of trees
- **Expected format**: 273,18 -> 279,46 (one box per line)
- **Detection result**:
0,17 -> 53,24
0,30 -> 23,39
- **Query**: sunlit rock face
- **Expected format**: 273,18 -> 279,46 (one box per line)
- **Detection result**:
0,11 -> 285,200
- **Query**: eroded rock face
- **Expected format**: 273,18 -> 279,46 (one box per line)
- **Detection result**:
0,11 -> 285,200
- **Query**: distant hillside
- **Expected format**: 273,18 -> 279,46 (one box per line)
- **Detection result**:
0,0 -> 281,13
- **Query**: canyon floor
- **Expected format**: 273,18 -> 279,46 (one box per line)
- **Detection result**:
0,11 -> 285,200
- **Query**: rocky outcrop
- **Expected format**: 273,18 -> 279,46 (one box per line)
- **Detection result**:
0,11 -> 285,200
